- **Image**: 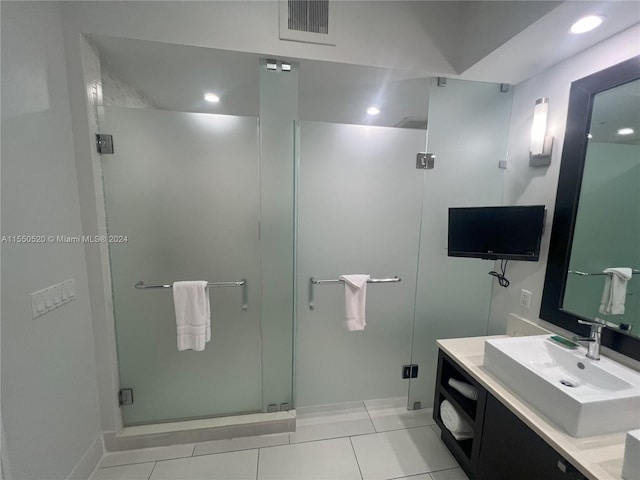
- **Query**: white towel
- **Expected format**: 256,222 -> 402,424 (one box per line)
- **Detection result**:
338,274 -> 370,331
173,281 -> 211,351
448,378 -> 479,401
599,268 -> 633,315
440,400 -> 473,440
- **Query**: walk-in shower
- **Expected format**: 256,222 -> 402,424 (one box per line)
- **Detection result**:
85,34 -> 514,437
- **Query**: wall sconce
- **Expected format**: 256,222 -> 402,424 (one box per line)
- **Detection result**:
530,97 -> 554,167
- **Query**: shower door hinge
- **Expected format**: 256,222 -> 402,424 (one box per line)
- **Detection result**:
119,388 -> 134,406
416,153 -> 435,169
402,364 -> 419,379
96,133 -> 114,154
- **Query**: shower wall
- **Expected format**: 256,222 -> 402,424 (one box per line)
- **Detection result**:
100,107 -> 262,425
295,122 -> 427,407
90,36 -> 514,423
409,79 -> 513,408
295,79 -> 513,409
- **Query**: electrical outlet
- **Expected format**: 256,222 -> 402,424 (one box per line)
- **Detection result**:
520,289 -> 532,310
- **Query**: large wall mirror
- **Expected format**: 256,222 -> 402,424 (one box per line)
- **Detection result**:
541,55 -> 640,361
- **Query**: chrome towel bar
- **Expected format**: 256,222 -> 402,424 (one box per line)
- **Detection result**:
135,280 -> 246,289
134,279 -> 248,311
569,269 -> 638,277
308,276 -> 401,310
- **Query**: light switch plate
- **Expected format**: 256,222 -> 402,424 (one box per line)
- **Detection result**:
31,278 -> 76,319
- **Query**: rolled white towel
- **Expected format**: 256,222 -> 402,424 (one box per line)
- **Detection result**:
448,378 -> 479,401
440,399 -> 473,440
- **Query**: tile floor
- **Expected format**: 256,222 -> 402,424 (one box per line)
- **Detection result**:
90,398 -> 468,480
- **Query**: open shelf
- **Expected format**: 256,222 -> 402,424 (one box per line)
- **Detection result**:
440,383 -> 476,423
434,349 -> 488,479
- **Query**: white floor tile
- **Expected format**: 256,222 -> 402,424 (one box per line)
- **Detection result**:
193,433 -> 289,456
98,444 -> 195,468
430,424 -> 441,437
290,402 -> 375,443
150,449 -> 258,480
364,398 -> 435,432
351,426 -> 458,480
394,475 -> 431,480
90,462 -> 156,480
429,468 -> 469,480
258,437 -> 362,480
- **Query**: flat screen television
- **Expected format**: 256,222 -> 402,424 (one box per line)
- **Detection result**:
448,205 -> 545,261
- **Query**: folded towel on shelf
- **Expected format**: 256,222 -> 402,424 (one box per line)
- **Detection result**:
440,399 -> 473,440
173,281 -> 211,351
448,378 -> 479,401
599,267 -> 633,315
338,274 -> 370,331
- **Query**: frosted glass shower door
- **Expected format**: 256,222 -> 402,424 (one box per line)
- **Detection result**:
295,122 -> 426,407
408,79 -> 512,409
100,107 -> 261,425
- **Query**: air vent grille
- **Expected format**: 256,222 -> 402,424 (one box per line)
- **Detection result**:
288,0 -> 329,34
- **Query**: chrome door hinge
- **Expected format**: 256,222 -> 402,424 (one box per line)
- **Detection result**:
118,388 -> 133,406
416,153 -> 435,169
96,134 -> 114,154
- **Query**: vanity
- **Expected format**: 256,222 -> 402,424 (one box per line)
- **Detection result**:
434,336 -> 633,480
431,54 -> 640,480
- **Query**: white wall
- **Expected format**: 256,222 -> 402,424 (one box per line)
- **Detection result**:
60,1 -> 454,75
0,2 -> 102,479
488,25 -> 640,334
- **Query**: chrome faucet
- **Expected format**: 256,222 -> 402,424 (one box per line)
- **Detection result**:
573,319 -> 606,360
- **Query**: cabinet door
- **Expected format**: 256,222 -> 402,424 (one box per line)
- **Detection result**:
478,395 -> 579,480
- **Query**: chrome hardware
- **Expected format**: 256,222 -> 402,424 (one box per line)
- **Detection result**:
573,319 -> 607,361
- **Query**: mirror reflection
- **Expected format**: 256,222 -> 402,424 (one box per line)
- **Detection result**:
563,78 -> 640,334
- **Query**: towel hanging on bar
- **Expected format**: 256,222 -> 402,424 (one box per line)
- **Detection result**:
134,279 -> 249,311
308,275 -> 401,310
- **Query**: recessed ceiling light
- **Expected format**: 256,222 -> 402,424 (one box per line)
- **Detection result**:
367,106 -> 380,116
617,127 -> 634,135
570,15 -> 603,34
204,93 -> 220,103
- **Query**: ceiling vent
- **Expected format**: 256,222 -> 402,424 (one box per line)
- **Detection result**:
279,0 -> 336,46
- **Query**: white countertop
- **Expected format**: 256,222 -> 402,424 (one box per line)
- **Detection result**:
437,335 -> 627,480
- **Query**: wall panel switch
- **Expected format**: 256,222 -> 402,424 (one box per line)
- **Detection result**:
52,285 -> 62,304
44,290 -> 54,308
31,278 -> 76,319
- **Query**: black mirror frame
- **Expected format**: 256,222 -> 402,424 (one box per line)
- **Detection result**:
540,55 -> 640,362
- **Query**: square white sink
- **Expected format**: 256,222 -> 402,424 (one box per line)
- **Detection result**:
484,335 -> 640,437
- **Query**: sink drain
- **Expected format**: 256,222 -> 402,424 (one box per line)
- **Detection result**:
559,378 -> 577,388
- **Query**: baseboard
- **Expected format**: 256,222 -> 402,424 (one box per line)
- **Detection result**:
104,411 -> 296,452
66,436 -> 103,480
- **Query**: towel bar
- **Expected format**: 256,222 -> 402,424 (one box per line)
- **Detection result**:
135,280 -> 246,288
569,269 -> 638,277
308,276 -> 401,310
134,279 -> 248,311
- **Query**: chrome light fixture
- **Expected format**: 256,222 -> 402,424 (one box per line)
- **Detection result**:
530,97 -> 554,167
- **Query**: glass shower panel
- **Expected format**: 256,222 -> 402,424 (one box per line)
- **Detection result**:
100,106 -> 262,425
295,121 -> 426,407
408,79 -> 512,409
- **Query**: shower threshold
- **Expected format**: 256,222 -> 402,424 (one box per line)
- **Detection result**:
104,410 -> 296,452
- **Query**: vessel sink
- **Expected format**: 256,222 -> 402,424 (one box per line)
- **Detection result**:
484,335 -> 640,437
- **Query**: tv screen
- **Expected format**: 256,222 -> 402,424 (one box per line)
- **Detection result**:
448,206 -> 545,261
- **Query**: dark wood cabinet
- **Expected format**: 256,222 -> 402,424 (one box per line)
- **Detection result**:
477,394 -> 585,480
434,349 -> 587,480
433,350 -> 487,478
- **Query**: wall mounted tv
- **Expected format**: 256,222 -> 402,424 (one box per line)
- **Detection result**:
448,206 -> 545,261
